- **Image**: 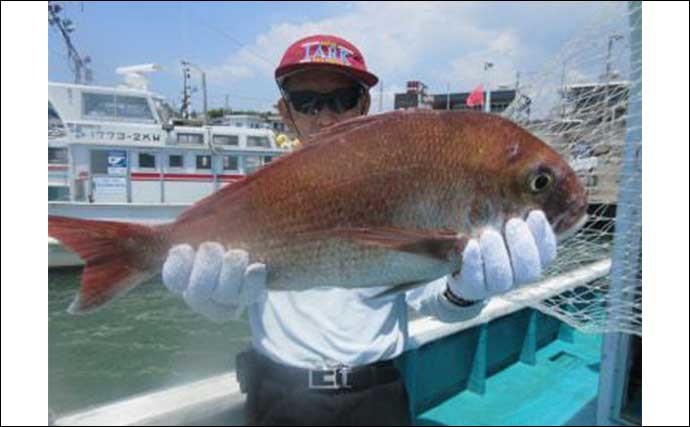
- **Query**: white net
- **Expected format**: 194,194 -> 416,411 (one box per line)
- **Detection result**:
501,1 -> 642,336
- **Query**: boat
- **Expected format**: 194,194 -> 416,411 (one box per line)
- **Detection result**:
48,65 -> 290,267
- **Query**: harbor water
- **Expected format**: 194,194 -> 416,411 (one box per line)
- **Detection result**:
49,269 -> 251,416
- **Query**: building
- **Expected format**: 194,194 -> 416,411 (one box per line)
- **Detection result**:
559,80 -> 630,125
549,80 -> 630,205
394,80 -> 530,114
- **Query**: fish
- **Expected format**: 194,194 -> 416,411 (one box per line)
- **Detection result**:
48,109 -> 588,314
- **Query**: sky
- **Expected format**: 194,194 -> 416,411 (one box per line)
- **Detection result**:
48,1 -> 628,113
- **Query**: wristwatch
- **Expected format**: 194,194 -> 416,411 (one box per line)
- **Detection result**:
443,282 -> 479,307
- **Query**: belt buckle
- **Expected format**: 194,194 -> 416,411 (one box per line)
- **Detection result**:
308,365 -> 351,390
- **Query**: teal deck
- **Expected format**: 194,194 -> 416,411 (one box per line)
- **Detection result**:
416,331 -> 601,425
397,309 -> 602,426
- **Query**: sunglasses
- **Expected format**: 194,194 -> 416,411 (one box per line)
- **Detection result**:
285,86 -> 365,115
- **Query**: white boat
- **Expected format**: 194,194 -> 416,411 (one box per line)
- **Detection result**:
48,65 -> 290,267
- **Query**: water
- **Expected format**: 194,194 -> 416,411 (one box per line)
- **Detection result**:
48,269 -> 251,416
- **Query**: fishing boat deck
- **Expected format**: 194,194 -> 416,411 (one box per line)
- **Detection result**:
414,330 -> 601,426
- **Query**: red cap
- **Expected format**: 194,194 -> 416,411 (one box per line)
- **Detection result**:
275,35 -> 379,88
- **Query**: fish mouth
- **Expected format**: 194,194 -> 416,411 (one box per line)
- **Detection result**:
556,213 -> 588,243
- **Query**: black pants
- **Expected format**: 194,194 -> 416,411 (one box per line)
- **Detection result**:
244,359 -> 411,426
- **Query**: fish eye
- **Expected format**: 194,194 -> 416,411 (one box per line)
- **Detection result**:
530,170 -> 553,193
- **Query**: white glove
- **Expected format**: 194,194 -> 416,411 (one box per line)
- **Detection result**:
448,210 -> 557,301
162,242 -> 267,323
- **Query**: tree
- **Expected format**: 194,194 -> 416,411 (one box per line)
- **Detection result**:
207,108 -> 225,119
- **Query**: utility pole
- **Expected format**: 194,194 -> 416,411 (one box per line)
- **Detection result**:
182,60 -> 208,124
48,1 -> 92,84
225,94 -> 230,115
180,62 -> 192,119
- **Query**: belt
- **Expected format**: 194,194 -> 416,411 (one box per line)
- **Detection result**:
250,350 -> 401,393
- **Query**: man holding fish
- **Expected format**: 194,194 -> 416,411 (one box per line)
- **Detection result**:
161,35 -> 564,426
49,35 -> 587,426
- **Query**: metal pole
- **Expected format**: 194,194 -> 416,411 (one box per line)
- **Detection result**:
605,34 -> 623,126
379,80 -> 384,113
605,35 -> 622,79
446,82 -> 450,110
596,2 -> 642,424
484,61 -> 493,113
515,71 -> 520,92
201,71 -> 208,124
560,61 -> 568,117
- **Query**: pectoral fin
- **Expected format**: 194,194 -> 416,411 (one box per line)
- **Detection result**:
370,280 -> 431,299
321,227 -> 468,262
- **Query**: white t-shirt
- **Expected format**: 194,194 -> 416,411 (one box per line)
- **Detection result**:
248,278 -> 487,369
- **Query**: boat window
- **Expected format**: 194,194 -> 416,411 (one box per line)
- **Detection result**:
82,93 -> 155,122
153,98 -> 176,123
83,93 -> 116,118
49,147 -> 68,164
223,155 -> 239,170
90,150 -> 110,174
117,96 -> 155,121
48,102 -> 66,139
244,155 -> 262,174
213,134 -> 239,146
263,156 -> 273,164
177,133 -> 204,145
138,153 -> 157,169
48,186 -> 70,202
168,154 -> 184,168
247,136 -> 270,148
196,155 -> 212,170
48,102 -> 61,121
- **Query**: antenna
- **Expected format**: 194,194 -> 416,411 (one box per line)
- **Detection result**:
48,1 -> 93,84
115,64 -> 161,91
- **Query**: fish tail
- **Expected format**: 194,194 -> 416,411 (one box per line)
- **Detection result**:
48,215 -> 171,314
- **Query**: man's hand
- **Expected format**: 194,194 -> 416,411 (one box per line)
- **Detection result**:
162,242 -> 267,323
448,210 -> 557,302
